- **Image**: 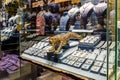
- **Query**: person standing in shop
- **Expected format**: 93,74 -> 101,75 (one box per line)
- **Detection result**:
36,6 -> 45,35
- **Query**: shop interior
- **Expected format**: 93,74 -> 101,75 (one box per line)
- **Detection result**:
0,0 -> 120,80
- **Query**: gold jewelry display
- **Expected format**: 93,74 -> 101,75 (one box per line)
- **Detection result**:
49,32 -> 83,54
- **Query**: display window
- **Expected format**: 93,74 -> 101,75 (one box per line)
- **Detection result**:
0,0 -> 120,80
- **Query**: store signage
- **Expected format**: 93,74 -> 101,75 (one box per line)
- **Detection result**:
54,0 -> 69,3
32,1 -> 44,8
71,0 -> 81,4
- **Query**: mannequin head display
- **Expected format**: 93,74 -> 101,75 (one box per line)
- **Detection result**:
75,12 -> 81,21
68,4 -> 80,18
63,11 -> 68,16
59,12 -> 69,31
93,0 -> 107,16
94,14 -> 107,31
93,0 -> 107,27
74,12 -> 82,29
67,7 -> 79,30
79,0 -> 94,29
86,17 -> 92,29
66,18 -> 74,31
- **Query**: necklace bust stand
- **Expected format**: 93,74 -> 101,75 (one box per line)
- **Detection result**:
54,12 -> 70,34
68,6 -> 80,18
59,12 -> 69,31
93,0 -> 107,30
80,1 -> 94,29
93,0 -> 107,40
74,12 -> 82,29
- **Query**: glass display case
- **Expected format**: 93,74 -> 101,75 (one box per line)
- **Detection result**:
20,0 -> 113,80
0,0 -> 120,80
116,0 -> 120,80
107,0 -> 115,80
107,0 -> 120,80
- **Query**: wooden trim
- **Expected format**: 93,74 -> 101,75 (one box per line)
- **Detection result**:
20,56 -> 91,80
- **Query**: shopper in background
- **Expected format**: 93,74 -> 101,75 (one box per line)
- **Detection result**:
45,3 -> 60,34
36,6 -> 45,35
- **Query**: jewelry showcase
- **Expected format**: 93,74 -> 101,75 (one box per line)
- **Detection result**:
0,0 -> 120,80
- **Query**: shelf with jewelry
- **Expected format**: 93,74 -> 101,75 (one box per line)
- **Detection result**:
0,6 -> 20,50
19,0 -> 119,80
0,0 -> 21,45
0,1 -> 33,80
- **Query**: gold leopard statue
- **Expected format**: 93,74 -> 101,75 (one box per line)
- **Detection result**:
49,32 -> 83,54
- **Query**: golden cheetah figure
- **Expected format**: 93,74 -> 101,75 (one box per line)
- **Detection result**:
49,32 -> 83,54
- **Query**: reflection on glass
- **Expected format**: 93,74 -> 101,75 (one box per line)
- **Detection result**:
107,0 -> 116,80
117,0 -> 120,80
